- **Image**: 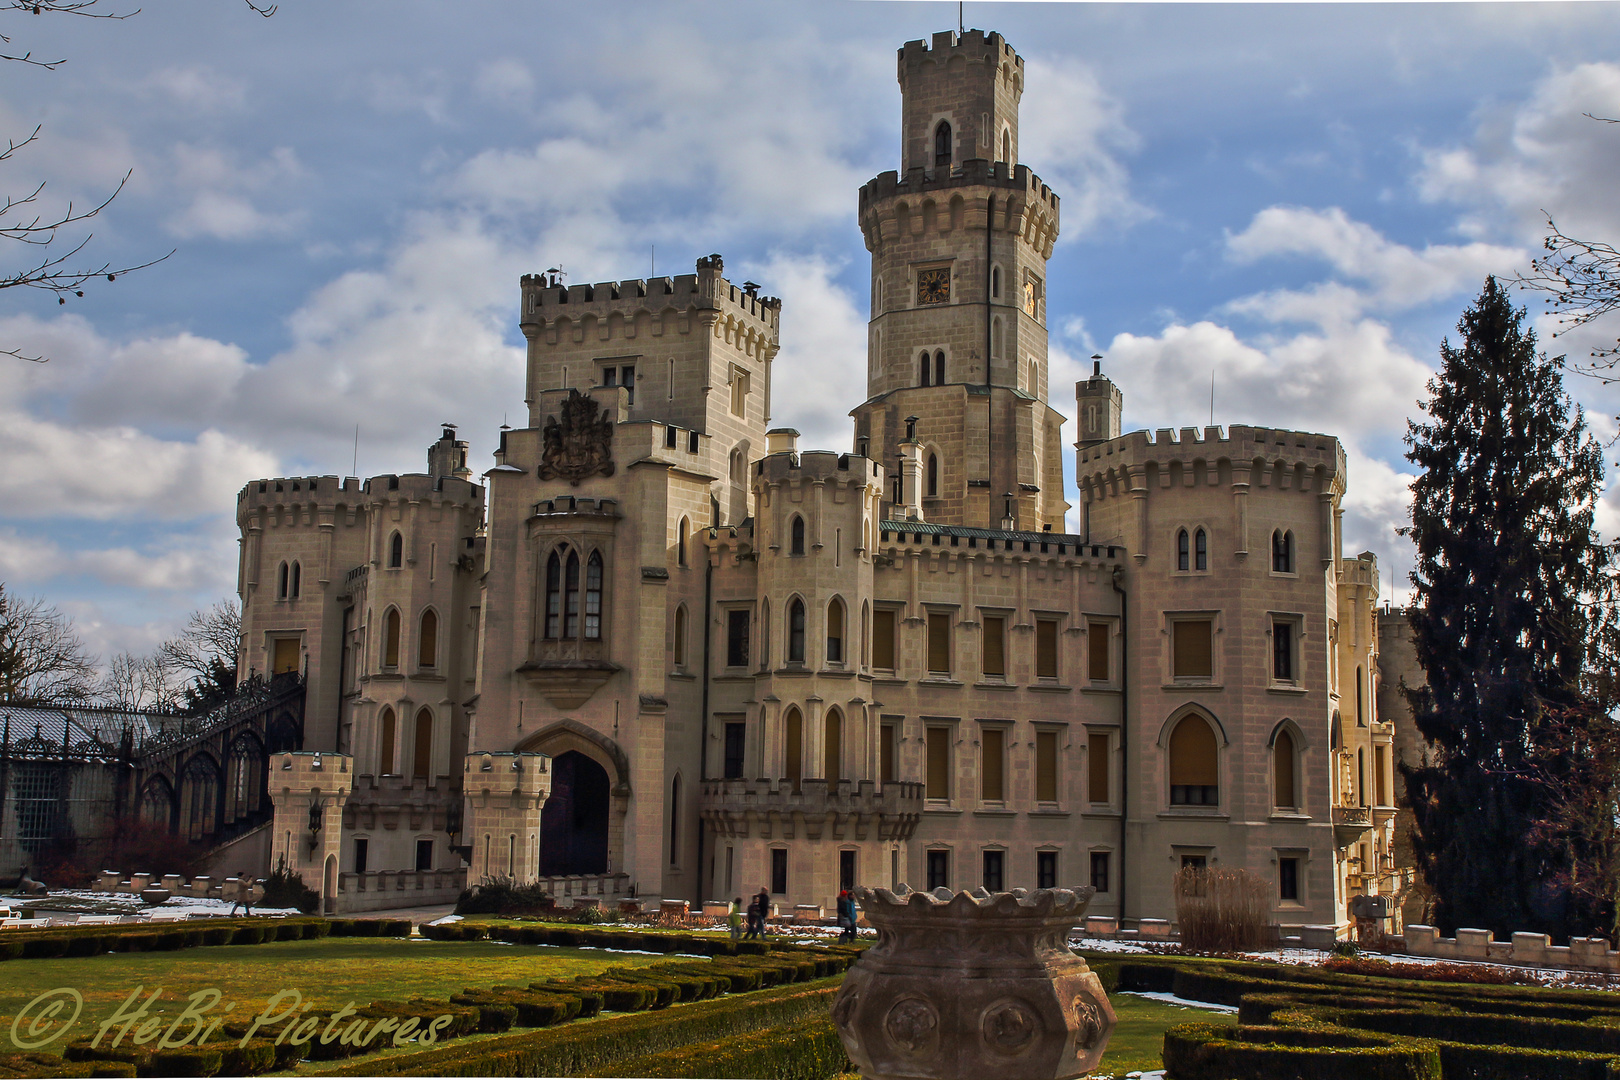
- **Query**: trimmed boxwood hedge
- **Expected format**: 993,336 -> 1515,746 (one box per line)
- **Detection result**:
0,916 -> 404,963
1141,951 -> 1620,1080
608,1009 -> 851,1079
1163,1021 -> 1443,1080
312,979 -> 845,1077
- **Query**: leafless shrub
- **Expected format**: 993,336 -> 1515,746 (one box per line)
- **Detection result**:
1173,865 -> 1271,953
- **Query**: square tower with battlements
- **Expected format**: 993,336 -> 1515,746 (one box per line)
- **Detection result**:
519,256 -> 780,526
852,30 -> 1068,533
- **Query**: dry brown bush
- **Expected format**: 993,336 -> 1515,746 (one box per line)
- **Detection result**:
1173,865 -> 1271,952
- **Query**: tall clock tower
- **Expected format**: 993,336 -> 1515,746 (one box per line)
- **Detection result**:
851,29 -> 1069,532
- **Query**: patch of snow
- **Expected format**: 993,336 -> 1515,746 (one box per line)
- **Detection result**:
1070,937 -> 1152,954
1118,991 -> 1238,1014
427,913 -> 463,926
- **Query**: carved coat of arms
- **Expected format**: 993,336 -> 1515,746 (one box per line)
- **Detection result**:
538,389 -> 616,485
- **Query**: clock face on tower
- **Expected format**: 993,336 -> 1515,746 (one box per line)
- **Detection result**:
916,268 -> 950,305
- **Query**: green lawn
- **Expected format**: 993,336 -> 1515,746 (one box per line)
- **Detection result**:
0,937 -> 673,1052
1090,992 -> 1233,1077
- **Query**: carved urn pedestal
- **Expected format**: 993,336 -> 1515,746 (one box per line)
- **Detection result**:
832,885 -> 1116,1080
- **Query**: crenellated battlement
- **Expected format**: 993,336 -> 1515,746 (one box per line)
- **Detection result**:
754,448 -> 882,489
529,496 -> 622,521
1080,424 -> 1344,469
1077,424 -> 1347,503
519,256 -> 780,336
238,472 -> 481,516
238,474 -> 361,505
859,160 -> 1059,260
860,160 -> 1057,214
898,29 -> 1021,83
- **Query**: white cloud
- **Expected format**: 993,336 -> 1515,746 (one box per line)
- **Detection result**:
146,65 -> 247,112
0,528 -> 232,594
1416,62 -> 1620,243
474,59 -> 535,107
1019,55 -> 1147,238
1226,206 -> 1524,315
165,143 -> 306,240
753,253 -> 867,454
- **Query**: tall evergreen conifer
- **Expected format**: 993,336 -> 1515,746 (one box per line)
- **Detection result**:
1402,276 -> 1619,939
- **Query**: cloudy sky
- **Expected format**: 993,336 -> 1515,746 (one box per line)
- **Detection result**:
2,0 -> 1619,665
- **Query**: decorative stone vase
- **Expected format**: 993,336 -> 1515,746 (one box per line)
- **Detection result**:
832,885 -> 1116,1080
138,887 -> 171,905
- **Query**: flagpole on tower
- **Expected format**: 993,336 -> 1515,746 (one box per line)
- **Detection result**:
959,2 -> 964,35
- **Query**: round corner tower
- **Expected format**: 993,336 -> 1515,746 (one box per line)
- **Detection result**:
853,29 -> 1067,533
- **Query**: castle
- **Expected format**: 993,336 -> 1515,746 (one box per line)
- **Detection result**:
238,29 -> 1409,930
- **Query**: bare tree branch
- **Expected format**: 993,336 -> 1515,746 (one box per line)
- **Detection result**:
0,0 -> 271,361
1512,115 -> 1620,382
1516,215 -> 1620,381
0,584 -> 99,703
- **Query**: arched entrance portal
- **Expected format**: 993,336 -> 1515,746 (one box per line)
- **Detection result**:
540,751 -> 610,876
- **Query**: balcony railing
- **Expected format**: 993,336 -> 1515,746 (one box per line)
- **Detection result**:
1332,805 -> 1372,847
699,777 -> 925,842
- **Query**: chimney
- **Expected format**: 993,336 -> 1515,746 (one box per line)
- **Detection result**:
766,427 -> 800,455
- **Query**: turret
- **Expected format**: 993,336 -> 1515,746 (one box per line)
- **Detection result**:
1075,360 -> 1122,450
428,424 -> 472,481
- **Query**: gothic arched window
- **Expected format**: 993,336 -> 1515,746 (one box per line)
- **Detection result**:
824,707 -> 843,790
790,515 -> 806,556
378,706 -> 397,775
1274,728 -> 1297,809
1272,530 -> 1293,573
919,350 -> 931,387
544,551 -> 562,639
585,551 -> 603,640
784,706 -> 804,793
788,598 -> 806,663
927,453 -> 939,498
934,350 -> 945,385
290,561 -> 301,599
563,550 -> 581,638
934,120 -> 952,167
1177,529 -> 1190,572
419,609 -> 437,668
389,532 -> 403,568
413,707 -> 433,779
674,605 -> 688,667
383,608 -> 401,668
1001,128 -> 1011,165
827,598 -> 845,664
677,517 -> 689,567
179,756 -> 220,842
1169,715 -> 1219,807
225,733 -> 264,823
277,561 -> 289,599
1194,528 -> 1208,571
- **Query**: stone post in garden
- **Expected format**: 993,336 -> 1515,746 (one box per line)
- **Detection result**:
832,885 -> 1116,1080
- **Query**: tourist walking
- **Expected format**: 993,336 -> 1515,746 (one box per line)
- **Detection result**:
755,886 -> 772,937
836,889 -> 858,943
728,896 -> 744,941
743,896 -> 762,940
229,872 -> 254,917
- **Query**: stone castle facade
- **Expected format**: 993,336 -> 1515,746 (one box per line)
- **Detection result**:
239,28 -> 1409,928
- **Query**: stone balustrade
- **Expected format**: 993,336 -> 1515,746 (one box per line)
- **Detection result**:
1403,925 -> 1620,973
93,870 -> 257,902
542,872 -> 630,900
699,777 -> 925,842
337,869 -> 462,912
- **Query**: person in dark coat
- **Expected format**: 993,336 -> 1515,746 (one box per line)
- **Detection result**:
836,889 -> 858,943
754,886 -> 772,937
